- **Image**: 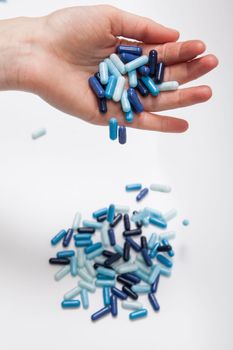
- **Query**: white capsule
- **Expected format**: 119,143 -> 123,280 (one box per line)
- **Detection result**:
157,81 -> 179,91
31,128 -> 46,140
150,184 -> 172,193
122,300 -> 143,310
116,263 -> 138,274
163,209 -> 177,221
128,70 -> 138,88
113,76 -> 126,102
121,89 -> 131,113
99,61 -> 109,85
54,265 -> 70,281
77,248 -> 85,268
78,268 -> 93,283
64,286 -> 81,300
110,53 -> 126,74
72,212 -> 81,230
78,280 -> 96,293
84,260 -> 96,278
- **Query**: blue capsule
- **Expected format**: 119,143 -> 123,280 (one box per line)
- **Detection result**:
120,52 -> 140,63
80,288 -> 89,309
110,295 -> 118,317
125,183 -> 142,191
126,237 -> 141,252
98,97 -> 107,114
117,45 -> 142,56
111,287 -> 128,300
109,118 -> 118,141
127,88 -> 144,114
141,76 -> 160,96
107,228 -> 116,246
51,230 -> 67,246
149,50 -> 158,77
136,187 -> 149,202
136,78 -> 149,97
74,233 -> 92,240
182,219 -> 190,226
138,65 -> 150,76
129,308 -> 148,320
141,248 -> 153,267
149,216 -> 167,229
61,300 -> 80,308
156,254 -> 173,268
84,242 -> 102,254
148,293 -> 160,311
118,126 -> 127,145
57,250 -> 75,258
105,75 -> 117,99
128,70 -> 138,88
97,266 -> 116,279
150,242 -> 160,259
75,240 -> 92,248
121,273 -> 141,284
62,228 -> 73,248
91,305 -> 112,321
107,204 -> 115,224
151,273 -> 160,293
161,238 -> 175,257
103,287 -> 111,306
155,62 -> 165,84
88,76 -> 105,98
125,110 -> 134,123
93,207 -> 108,219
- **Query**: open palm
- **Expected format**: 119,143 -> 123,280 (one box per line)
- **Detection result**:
29,5 -> 218,132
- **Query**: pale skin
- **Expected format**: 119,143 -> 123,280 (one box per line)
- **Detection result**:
0,5 -> 218,132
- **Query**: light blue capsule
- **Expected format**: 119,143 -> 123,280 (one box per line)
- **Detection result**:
148,264 -> 160,284
156,254 -> 173,268
150,183 -> 172,193
131,284 -> 151,293
163,209 -> 177,222
122,300 -> 143,310
72,212 -> 81,231
99,61 -> 109,85
128,70 -> 138,88
105,75 -> 117,99
75,240 -> 92,248
160,267 -> 172,277
64,286 -> 81,300
104,58 -> 121,78
114,244 -> 123,255
110,53 -> 126,74
125,110 -> 134,123
78,280 -> 96,293
95,279 -> 115,287
70,256 -> 78,277
134,269 -> 150,284
116,263 -> 138,274
31,127 -> 46,140
129,308 -> 148,320
77,249 -> 85,268
61,300 -> 80,308
92,208 -> 108,219
74,234 -> 92,240
113,76 -> 126,102
51,229 -> 67,246
125,183 -> 142,191
86,246 -> 104,260
54,265 -> 70,281
80,288 -> 89,309
78,268 -> 93,283
157,81 -> 179,91
121,90 -> 131,113
143,207 -> 162,219
97,266 -> 116,278
125,55 -> 149,73
103,287 -> 111,306
109,118 -> 118,141
148,233 -> 158,250
85,260 -> 97,278
141,76 -> 160,96
101,221 -> 110,247
83,220 -> 102,229
85,242 -> 102,255
182,219 -> 190,226
115,205 -> 130,213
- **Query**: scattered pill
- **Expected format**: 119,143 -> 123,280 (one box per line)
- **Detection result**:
88,76 -> 105,98
118,126 -> 127,144
129,308 -> 148,320
150,184 -> 172,192
136,188 -> 149,202
125,183 -> 142,192
61,300 -> 80,309
182,219 -> 190,226
31,127 -> 46,140
149,50 -> 158,77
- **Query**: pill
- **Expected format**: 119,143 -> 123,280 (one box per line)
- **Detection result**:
159,231 -> 176,241
121,89 -> 131,113
120,273 -> 141,284
140,236 -> 148,250
104,58 -> 121,78
99,61 -> 109,85
155,62 -> 165,84
118,126 -> 127,145
98,97 -> 107,114
91,305 -> 112,321
125,55 -> 149,73
149,217 -> 167,229
51,230 -> 67,246
113,76 -> 126,102
141,248 -> 153,267
57,250 -> 75,258
109,117 -> 118,141
61,300 -> 80,308
125,109 -> 134,123
117,275 -> 134,287
110,213 -> 122,228
160,267 -> 171,277
115,204 -> 130,213
102,250 -> 115,258
136,188 -> 149,201
148,265 -> 160,285
78,280 -> 96,293
182,219 -> 190,226
163,209 -> 177,222
156,254 -> 173,268
126,237 -> 141,252
138,65 -> 150,76
110,53 -> 126,74
95,279 -> 115,287
131,284 -> 151,293
148,293 -> 160,311
122,286 -> 138,300
105,75 -> 117,99
64,286 -> 81,300
157,81 -> 179,91
107,204 -> 115,223
151,273 -> 160,293
78,227 -> 95,234
136,78 -> 149,97
83,220 -> 102,229
75,240 -> 92,248
107,228 -> 116,246
97,214 -> 107,222
123,228 -> 142,237
141,76 -> 159,96
122,300 -> 143,310
72,212 -> 81,231
97,266 -> 116,278
77,249 -> 85,268
110,287 -> 128,301
123,213 -> 131,231
110,295 -> 118,317
104,252 -> 121,266
123,242 -> 130,262
120,52 -> 139,64
117,45 -> 142,56
88,76 -> 105,98
157,245 -> 172,252
74,233 -> 92,240
70,256 -> 78,276
84,242 -> 102,254
129,308 -> 148,320
134,269 -> 150,284
84,260 -> 96,278
161,238 -> 175,257
127,87 -> 144,113
63,228 -> 74,248
150,184 -> 172,192
148,50 -> 158,77
86,247 -> 104,260
49,257 -> 70,265
148,233 -> 158,250
116,263 -> 138,274
31,127 -> 47,140
78,268 -> 93,283
128,70 -> 138,88
80,288 -> 89,309
100,221 -> 110,247
54,265 -> 70,281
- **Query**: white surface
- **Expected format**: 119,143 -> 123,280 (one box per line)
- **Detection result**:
0,0 -> 232,349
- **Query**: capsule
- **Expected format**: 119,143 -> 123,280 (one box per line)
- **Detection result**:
123,213 -> 131,231
61,300 -> 80,308
138,65 -> 150,76
78,280 -> 96,293
103,287 -> 111,306
104,252 -> 121,266
155,62 -> 165,84
141,76 -> 160,96
151,273 -> 160,293
70,256 -> 78,276
141,248 -> 153,267
120,273 -> 141,284
75,240 -> 92,248
149,50 -> 158,77
100,221 -> 110,247
102,250 -> 115,258
182,219 -> 190,226
148,293 -> 160,311
95,279 -> 115,287
105,75 -> 117,99
97,266 -> 116,278
122,300 -> 143,310
72,212 -> 81,231
88,76 -> 105,98
160,267 -> 172,277
104,58 -> 121,78
136,187 -> 149,201
123,242 -> 130,262
86,246 -> 104,260
107,228 -> 116,246
157,244 -> 172,252
116,263 -> 138,274
78,268 -> 93,283
136,78 -> 149,97
148,233 -> 158,250
117,45 -> 142,56
150,183 -> 172,192
31,127 -> 46,140
122,286 -> 138,300
125,55 -> 149,73
83,220 -> 102,229
157,81 -> 179,91
128,70 -> 138,88
107,204 -> 115,224
110,53 -> 126,74
131,284 -> 151,293
110,213 -> 122,228
148,265 -> 160,285
125,110 -> 134,123
140,236 -> 148,250
64,286 -> 81,300
118,126 -> 127,145
49,257 -> 70,265
113,76 -> 126,102
84,242 -> 102,254
115,204 -> 130,213
91,305 -> 112,321
57,250 -> 75,258
126,237 -> 141,252
159,231 -> 176,241
51,229 -> 67,246
109,118 -> 118,141
111,287 -> 128,300
98,97 -> 107,114
149,216 -> 167,229
156,253 -> 173,268
97,214 -> 107,222
77,249 -> 85,268
78,227 -> 95,234
117,275 -> 134,287
80,288 -> 89,309
120,52 -> 140,63
125,183 -> 142,192
123,228 -> 142,237
134,269 -> 150,284
62,228 -> 73,248
127,88 -> 144,113
99,61 -> 109,85
74,233 -> 92,240
85,260 -> 96,278
121,89 -> 131,113
110,295 -> 118,317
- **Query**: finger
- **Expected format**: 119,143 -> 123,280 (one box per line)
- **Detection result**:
144,85 -> 212,112
165,54 -> 219,84
112,8 -> 179,43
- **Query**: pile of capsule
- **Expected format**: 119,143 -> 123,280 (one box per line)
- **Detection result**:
88,45 -> 179,145
49,183 -> 178,321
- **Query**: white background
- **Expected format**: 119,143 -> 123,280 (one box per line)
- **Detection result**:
0,1 -> 232,349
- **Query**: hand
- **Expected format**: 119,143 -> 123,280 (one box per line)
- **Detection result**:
0,5 -> 218,132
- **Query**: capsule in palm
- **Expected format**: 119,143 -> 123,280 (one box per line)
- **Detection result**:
141,76 -> 160,96
127,88 -> 144,113
149,50 -> 158,76
121,90 -> 131,113
105,75 -> 117,99
110,53 -> 126,74
88,76 -> 105,98
125,55 -> 149,72
113,76 -> 126,102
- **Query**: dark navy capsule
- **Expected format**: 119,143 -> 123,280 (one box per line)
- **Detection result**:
117,275 -> 134,287
110,295 -> 118,317
49,257 -> 70,265
151,273 -> 160,293
62,228 -> 73,248
117,45 -> 142,56
94,263 -> 113,270
126,237 -> 141,252
136,187 -> 149,201
140,236 -> 148,249
111,287 -> 128,300
102,250 -> 115,258
155,62 -> 165,84
157,245 -> 172,252
121,273 -> 141,284
123,228 -> 142,237
136,79 -> 149,97
88,76 -> 105,98
94,72 -> 103,85
141,248 -> 153,267
123,242 -> 130,262
97,214 -> 107,222
149,50 -> 158,77
127,88 -> 144,114
120,52 -> 140,63
118,126 -> 127,145
78,227 -> 95,234
122,286 -> 138,300
98,97 -> 107,114
110,213 -> 122,228
148,293 -> 160,311
104,252 -> 122,266
138,65 -> 150,76
108,228 -> 116,246
123,214 -> 131,231
91,305 -> 112,321
51,229 -> 67,246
